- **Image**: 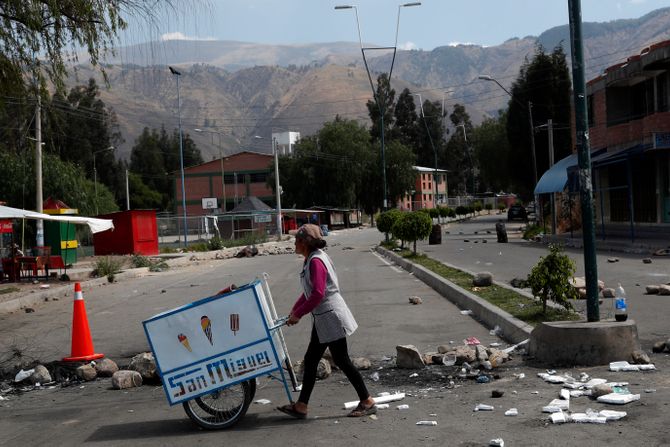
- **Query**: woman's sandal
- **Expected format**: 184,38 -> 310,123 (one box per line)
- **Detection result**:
347,403 -> 377,417
277,403 -> 308,419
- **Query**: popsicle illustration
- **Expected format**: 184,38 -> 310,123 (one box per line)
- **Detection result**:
201,315 -> 213,345
177,333 -> 192,352
230,313 -> 240,336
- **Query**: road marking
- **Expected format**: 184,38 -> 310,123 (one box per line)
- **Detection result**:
370,249 -> 404,273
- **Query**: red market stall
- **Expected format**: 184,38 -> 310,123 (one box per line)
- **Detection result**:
94,210 -> 158,255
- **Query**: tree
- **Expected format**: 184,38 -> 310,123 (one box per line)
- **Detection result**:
377,208 -> 402,242
415,99 -> 446,169
443,104 -> 474,195
276,117 -> 372,210
507,44 -> 572,198
392,88 -> 419,147
473,110 -> 511,193
527,244 -> 577,314
392,211 -> 432,254
365,74 -> 395,142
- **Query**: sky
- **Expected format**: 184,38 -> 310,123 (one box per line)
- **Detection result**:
122,0 -> 670,50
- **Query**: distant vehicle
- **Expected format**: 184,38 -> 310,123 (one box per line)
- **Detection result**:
507,204 -> 527,221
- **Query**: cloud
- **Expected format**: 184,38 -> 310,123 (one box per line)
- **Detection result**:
399,41 -> 417,50
160,32 -> 216,41
629,0 -> 646,4
448,41 -> 478,47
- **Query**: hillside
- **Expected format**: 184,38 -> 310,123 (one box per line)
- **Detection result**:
73,7 -> 670,160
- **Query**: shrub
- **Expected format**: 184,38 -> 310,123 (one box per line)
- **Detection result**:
448,208 -> 456,218
392,210 -> 432,254
207,236 -> 224,250
93,257 -> 122,278
485,203 -> 493,214
438,207 -> 450,218
130,253 -> 152,268
455,205 -> 468,217
526,244 -> 577,314
428,208 -> 439,219
498,203 -> 507,213
473,201 -> 483,214
523,224 -> 543,240
377,209 -> 403,240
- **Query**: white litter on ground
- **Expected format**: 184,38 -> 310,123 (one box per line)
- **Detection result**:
489,438 -> 505,447
344,392 -> 405,410
376,404 -> 389,409
550,411 -> 567,424
416,421 -> 437,426
597,393 -> 640,405
504,408 -> 518,416
609,361 -> 655,372
397,404 -> 410,410
254,399 -> 271,405
474,403 -> 494,412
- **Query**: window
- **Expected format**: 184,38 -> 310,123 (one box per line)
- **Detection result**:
657,72 -> 668,113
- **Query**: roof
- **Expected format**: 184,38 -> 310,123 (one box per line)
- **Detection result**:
229,196 -> 273,213
414,166 -> 448,173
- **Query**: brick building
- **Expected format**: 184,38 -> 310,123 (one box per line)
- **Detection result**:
175,151 -> 274,216
586,40 -> 670,225
397,166 -> 449,210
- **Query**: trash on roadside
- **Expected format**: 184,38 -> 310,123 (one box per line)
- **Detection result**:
489,438 -> 505,447
546,369 -> 557,375
543,399 -> 569,413
378,392 -> 390,397
416,420 -> 437,426
381,355 -> 392,361
369,414 -> 378,420
464,337 -> 481,345
397,404 -> 410,410
571,411 -> 607,424
409,373 -> 418,378
504,408 -> 518,416
474,403 -> 494,411
559,389 -> 570,400
344,392 -> 405,410
370,372 -> 380,382
596,393 -> 640,405
644,389 -> 656,393
503,339 -> 529,354
254,399 -> 271,405
39,284 -> 50,289
476,375 -> 490,384
491,390 -> 504,398
609,361 -> 655,372
514,373 -> 525,380
489,325 -> 503,336
460,310 -> 473,315
537,373 -> 571,384
550,411 -> 567,424
14,369 -> 34,382
490,342 -> 501,347
376,404 -> 389,409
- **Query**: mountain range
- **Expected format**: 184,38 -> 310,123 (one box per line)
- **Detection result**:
71,7 -> 670,161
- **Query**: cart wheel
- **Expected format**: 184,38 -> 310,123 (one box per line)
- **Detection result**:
183,379 -> 256,430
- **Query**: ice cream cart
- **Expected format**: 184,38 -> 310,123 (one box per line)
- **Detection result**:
143,274 -> 298,429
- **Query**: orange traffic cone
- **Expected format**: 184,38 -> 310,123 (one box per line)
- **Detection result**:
62,283 -> 104,362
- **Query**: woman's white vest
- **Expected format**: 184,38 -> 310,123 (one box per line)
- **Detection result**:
300,249 -> 358,343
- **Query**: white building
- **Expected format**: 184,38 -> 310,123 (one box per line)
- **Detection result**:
272,131 -> 300,155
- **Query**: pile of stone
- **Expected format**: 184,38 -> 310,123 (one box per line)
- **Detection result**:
569,277 -> 608,299
644,284 -> 670,295
395,343 -> 511,372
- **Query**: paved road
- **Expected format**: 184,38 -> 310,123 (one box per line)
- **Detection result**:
0,227 -> 668,446
417,214 -> 670,346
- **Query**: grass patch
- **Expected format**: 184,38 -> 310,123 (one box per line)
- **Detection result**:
0,287 -> 20,295
400,251 -> 580,326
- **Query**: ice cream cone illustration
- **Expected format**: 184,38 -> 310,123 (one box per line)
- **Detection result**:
177,333 -> 192,352
230,313 -> 240,336
201,316 -> 213,345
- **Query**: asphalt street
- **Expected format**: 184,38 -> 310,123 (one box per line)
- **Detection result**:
418,214 -> 670,346
0,227 -> 668,446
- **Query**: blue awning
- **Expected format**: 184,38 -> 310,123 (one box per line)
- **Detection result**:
534,153 -> 579,194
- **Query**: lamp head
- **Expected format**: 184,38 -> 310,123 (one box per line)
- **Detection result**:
169,66 -> 181,76
478,75 -> 493,81
402,2 -> 421,7
334,5 -> 353,9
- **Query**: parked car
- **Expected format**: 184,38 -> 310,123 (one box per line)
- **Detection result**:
507,204 -> 527,221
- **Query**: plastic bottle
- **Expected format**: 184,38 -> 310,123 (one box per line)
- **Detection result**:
614,283 -> 628,322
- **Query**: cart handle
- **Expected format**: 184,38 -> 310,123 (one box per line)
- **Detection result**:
269,315 -> 290,331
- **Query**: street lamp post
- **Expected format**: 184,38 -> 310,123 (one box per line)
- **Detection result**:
169,66 -> 188,248
195,128 -> 226,212
93,146 -> 114,215
413,93 -> 439,208
336,2 -> 420,210
254,135 -> 283,240
478,75 -> 538,189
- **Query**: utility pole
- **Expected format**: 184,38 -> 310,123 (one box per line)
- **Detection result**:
569,0 -> 599,321
125,169 -> 130,210
273,137 -> 282,240
35,94 -> 44,247
548,119 -> 557,234
528,101 -> 543,227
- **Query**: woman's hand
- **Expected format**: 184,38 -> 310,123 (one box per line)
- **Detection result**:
287,313 -> 301,326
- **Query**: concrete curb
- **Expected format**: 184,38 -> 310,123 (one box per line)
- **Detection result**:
0,267 -> 151,315
375,246 -> 532,344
